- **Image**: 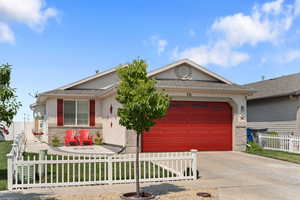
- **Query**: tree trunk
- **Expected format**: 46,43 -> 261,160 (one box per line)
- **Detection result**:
136,133 -> 140,197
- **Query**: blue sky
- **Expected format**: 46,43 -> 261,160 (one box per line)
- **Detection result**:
1,0 -> 300,121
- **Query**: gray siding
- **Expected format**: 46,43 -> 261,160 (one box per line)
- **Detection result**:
247,96 -> 298,122
71,72 -> 118,89
247,121 -> 297,135
153,64 -> 219,81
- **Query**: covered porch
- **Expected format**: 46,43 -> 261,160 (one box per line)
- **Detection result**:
25,138 -> 123,155
30,87 -> 124,148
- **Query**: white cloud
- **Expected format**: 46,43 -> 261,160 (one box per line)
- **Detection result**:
174,0 -> 299,67
0,0 -> 58,31
212,0 -> 294,47
261,0 -> 284,15
0,22 -> 15,44
150,35 -> 168,55
0,0 -> 58,44
211,13 -> 273,46
281,49 -> 300,63
179,41 -> 249,67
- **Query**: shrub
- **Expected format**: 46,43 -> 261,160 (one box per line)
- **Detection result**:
267,131 -> 278,136
94,138 -> 103,145
95,131 -> 101,138
83,141 -> 91,146
52,137 -> 60,147
246,142 -> 263,153
69,141 -> 77,146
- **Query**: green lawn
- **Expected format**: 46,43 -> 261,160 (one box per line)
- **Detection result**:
246,148 -> 300,164
0,141 -> 12,190
17,152 -> 177,185
0,145 -> 179,189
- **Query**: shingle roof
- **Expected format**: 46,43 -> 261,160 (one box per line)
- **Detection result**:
59,59 -> 234,90
245,73 -> 300,100
156,80 -> 252,93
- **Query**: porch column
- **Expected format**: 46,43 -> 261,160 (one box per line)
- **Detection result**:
231,96 -> 247,151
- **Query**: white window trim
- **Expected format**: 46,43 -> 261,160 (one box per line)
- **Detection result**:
63,99 -> 90,127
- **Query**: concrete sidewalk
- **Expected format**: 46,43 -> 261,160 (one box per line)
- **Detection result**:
0,181 -> 217,200
1,151 -> 300,200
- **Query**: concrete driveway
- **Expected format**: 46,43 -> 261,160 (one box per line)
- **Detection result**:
198,151 -> 300,200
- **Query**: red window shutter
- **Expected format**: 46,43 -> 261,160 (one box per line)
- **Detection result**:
90,99 -> 96,126
57,99 -> 64,126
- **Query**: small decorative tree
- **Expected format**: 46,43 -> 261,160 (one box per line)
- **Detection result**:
117,59 -> 169,198
0,64 -> 21,134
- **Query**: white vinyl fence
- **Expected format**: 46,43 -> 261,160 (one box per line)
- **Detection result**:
258,134 -> 300,154
7,146 -> 198,190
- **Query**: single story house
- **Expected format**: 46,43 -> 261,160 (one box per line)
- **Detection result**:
31,59 -> 253,153
245,73 -> 300,135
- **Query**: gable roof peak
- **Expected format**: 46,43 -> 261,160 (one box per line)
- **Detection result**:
148,59 -> 233,85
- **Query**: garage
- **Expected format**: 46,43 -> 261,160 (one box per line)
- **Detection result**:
142,101 -> 232,152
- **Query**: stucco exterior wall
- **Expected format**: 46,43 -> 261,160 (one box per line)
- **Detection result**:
247,96 -> 298,122
43,90 -> 247,150
101,94 -> 126,146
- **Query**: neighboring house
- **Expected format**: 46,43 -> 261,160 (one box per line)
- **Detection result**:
0,121 -> 34,141
245,73 -> 300,135
31,59 -> 252,153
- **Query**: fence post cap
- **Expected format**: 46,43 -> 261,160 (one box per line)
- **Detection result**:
6,153 -> 13,158
190,149 -> 198,153
39,149 -> 48,153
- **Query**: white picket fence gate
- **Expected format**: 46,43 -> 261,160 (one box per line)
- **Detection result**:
7,138 -> 198,190
258,134 -> 300,154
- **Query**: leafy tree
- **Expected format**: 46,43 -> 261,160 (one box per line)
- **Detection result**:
116,59 -> 169,197
0,64 -> 21,130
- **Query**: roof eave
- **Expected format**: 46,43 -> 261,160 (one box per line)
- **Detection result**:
247,91 -> 300,100
157,86 -> 254,94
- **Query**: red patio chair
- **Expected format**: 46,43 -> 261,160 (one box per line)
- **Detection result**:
79,129 -> 93,145
64,129 -> 79,146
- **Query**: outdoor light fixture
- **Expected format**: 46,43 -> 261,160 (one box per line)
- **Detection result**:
241,105 -> 245,113
240,105 -> 246,120
110,104 -> 113,114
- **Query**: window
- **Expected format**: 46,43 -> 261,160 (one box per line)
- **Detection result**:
64,100 -> 89,125
77,101 -> 89,125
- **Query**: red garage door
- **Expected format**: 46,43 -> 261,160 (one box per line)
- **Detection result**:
142,101 -> 232,152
